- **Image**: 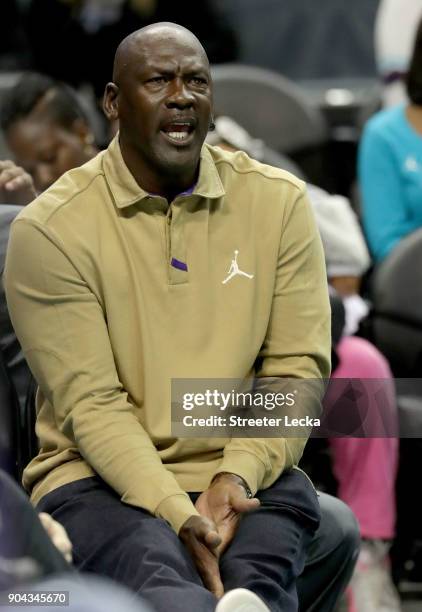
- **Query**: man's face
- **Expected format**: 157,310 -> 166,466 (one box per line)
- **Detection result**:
107,32 -> 213,182
6,118 -> 92,193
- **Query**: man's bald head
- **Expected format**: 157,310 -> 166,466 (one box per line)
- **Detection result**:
103,21 -> 213,196
112,22 -> 209,85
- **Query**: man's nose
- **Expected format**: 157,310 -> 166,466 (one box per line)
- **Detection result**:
166,78 -> 194,108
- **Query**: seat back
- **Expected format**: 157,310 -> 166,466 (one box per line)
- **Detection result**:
23,375 -> 38,470
370,228 -> 422,375
211,64 -> 328,154
0,351 -> 19,477
0,348 -> 37,481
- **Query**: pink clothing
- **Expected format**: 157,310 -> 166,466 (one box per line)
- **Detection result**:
329,336 -> 398,539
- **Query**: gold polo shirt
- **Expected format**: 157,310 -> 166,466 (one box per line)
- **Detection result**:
4,137 -> 330,533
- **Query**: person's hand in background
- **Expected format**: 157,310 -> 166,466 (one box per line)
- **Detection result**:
38,512 -> 73,563
329,275 -> 361,297
0,160 -> 36,206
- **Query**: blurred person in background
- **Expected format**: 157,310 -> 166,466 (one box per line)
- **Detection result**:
375,0 -> 422,107
0,73 -> 99,194
327,294 -> 400,612
360,15 -> 422,263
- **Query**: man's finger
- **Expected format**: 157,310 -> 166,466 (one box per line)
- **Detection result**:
230,493 -> 260,514
195,548 -> 224,598
201,564 -> 224,598
204,529 -> 222,549
196,518 -> 222,550
181,517 -> 225,598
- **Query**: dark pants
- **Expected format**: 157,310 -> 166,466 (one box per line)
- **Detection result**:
36,469 -> 350,612
0,468 -> 359,612
298,490 -> 359,611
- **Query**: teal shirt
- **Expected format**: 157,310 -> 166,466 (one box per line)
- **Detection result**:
359,104 -> 422,261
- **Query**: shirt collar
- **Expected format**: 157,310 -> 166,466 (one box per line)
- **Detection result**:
102,135 -> 225,209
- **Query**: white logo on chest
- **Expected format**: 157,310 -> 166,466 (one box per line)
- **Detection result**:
222,250 -> 254,284
404,156 -> 419,172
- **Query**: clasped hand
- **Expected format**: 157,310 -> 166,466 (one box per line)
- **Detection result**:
179,474 -> 260,598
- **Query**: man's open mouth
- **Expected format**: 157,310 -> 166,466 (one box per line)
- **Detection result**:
160,120 -> 196,145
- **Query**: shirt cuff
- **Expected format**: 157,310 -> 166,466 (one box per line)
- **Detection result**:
155,493 -> 200,534
214,450 -> 268,496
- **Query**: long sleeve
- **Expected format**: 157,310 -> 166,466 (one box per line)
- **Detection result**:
359,121 -> 415,262
215,188 -> 331,493
4,219 -> 199,533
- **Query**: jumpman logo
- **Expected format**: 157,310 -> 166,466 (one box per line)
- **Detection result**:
222,250 -> 254,284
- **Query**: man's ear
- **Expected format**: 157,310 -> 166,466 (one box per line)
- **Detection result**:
103,82 -> 119,121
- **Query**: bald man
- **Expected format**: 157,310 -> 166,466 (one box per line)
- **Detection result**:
4,23 -> 355,612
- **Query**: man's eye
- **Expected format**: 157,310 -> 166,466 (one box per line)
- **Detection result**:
191,77 -> 207,86
148,77 -> 166,84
